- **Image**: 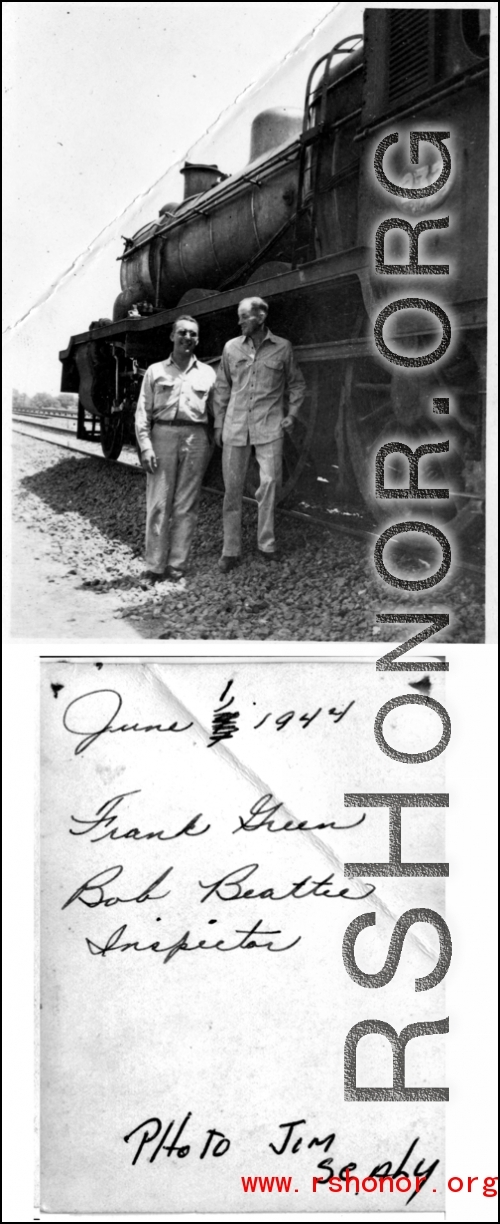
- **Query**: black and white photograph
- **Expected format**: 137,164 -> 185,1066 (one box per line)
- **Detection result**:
6,2 -> 493,642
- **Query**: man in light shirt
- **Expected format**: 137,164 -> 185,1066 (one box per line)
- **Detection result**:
135,316 -> 215,581
213,297 -> 306,572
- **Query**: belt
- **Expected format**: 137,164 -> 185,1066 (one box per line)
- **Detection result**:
153,419 -> 208,427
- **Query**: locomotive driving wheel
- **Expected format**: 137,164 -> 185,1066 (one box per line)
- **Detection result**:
100,410 -> 124,461
88,349 -> 125,460
345,342 -> 486,545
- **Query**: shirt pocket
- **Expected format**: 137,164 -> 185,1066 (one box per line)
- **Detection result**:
155,375 -> 177,408
191,377 -> 210,394
228,355 -> 251,381
187,380 -> 209,409
262,355 -> 284,389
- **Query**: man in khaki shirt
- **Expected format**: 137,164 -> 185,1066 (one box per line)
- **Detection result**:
213,297 -> 306,572
135,315 -> 215,581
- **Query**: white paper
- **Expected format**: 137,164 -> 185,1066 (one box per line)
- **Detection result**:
40,659 -> 449,1213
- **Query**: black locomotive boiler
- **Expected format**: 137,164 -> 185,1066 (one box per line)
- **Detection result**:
59,8 -> 489,540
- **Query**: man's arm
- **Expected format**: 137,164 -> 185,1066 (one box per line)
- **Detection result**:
284,344 -> 306,417
206,369 -> 217,416
135,369 -> 157,471
213,348 -> 232,445
205,376 -> 216,439
281,343 -> 306,433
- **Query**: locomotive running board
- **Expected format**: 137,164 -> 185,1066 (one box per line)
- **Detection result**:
59,248 -> 372,358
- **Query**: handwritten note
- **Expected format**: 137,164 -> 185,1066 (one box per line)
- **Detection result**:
41,660 -> 447,1213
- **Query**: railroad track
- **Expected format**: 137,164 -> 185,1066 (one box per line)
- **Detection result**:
13,414 -> 77,431
12,416 -> 142,469
12,408 -> 79,420
12,416 -> 485,568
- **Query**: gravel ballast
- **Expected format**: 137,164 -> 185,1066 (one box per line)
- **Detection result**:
12,433 -> 485,641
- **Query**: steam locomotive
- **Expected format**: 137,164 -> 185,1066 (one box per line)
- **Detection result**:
59,8 -> 489,537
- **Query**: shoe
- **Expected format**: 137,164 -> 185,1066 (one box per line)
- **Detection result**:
144,570 -> 166,583
218,555 -> 241,574
258,550 -> 280,563
165,566 -> 185,582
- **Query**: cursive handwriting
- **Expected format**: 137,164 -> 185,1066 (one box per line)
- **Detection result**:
121,1110 -> 436,1205
233,793 -> 366,835
86,919 -> 302,963
63,689 -> 193,755
69,791 -> 210,842
124,1112 -> 231,1164
208,679 -> 240,748
62,687 -> 356,757
61,864 -> 173,910
253,700 -> 355,730
268,1122 -> 437,1203
198,863 -> 375,903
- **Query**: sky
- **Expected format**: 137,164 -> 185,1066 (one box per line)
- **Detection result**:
3,0 -> 366,394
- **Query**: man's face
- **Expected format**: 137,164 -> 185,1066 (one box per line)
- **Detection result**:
238,303 -> 264,338
172,319 -> 199,356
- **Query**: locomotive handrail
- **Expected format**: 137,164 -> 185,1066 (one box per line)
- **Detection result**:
235,173 -> 265,189
293,35 -> 363,268
301,35 -> 363,136
314,35 -> 363,131
177,174 -> 265,216
117,141 -> 302,259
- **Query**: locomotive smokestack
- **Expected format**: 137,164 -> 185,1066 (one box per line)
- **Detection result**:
180,163 -> 225,200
